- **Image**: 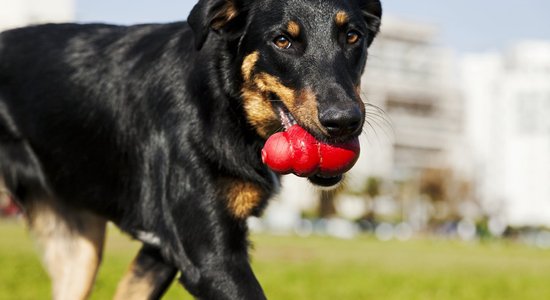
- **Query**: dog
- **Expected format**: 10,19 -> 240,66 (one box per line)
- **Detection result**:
0,0 -> 381,299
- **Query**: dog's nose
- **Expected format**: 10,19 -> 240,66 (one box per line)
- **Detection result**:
319,105 -> 362,137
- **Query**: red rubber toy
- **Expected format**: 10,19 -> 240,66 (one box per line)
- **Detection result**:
261,125 -> 360,177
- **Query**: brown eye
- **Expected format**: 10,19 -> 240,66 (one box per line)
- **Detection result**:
346,30 -> 361,45
274,35 -> 291,49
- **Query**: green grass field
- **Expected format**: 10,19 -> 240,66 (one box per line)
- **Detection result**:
1,220 -> 550,300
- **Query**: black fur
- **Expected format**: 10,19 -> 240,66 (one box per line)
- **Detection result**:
0,0 -> 381,298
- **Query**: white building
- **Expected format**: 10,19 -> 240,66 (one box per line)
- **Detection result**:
0,0 -> 74,32
356,16 -> 463,183
462,41 -> 550,227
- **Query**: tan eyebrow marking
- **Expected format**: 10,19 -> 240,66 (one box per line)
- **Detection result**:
335,11 -> 349,27
287,20 -> 301,38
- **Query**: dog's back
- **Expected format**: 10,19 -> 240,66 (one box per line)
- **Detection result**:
0,23 -> 195,212
0,23 -> 197,299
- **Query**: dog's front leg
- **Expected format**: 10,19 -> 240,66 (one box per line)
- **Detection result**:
166,193 -> 266,300
179,247 -> 265,300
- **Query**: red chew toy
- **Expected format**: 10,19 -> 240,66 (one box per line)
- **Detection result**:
261,125 -> 360,177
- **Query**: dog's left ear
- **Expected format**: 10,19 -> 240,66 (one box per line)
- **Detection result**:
188,0 -> 246,50
358,0 -> 382,46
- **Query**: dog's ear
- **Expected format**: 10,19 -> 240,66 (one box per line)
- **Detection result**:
358,0 -> 382,46
188,0 -> 245,50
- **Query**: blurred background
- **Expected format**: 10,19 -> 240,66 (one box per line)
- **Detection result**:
1,1 -> 550,299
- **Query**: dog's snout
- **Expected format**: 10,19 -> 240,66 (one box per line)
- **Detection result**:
319,105 -> 362,137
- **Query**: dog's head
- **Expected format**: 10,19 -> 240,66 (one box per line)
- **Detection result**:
189,0 -> 382,187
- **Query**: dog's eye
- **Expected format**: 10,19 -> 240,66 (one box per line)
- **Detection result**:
273,35 -> 292,49
346,30 -> 361,45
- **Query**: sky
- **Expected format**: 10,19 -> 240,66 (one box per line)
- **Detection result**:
77,0 -> 550,53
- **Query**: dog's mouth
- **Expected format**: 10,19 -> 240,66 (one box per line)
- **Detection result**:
275,102 -> 297,130
262,100 -> 360,188
276,103 -> 345,187
308,174 -> 344,187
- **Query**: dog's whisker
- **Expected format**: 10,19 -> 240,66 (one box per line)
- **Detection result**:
364,117 -> 394,140
365,114 -> 393,132
363,119 -> 386,145
361,104 -> 395,143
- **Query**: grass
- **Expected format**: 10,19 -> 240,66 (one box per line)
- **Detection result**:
1,220 -> 550,299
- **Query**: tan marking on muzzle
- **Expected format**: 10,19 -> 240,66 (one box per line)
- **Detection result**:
241,52 -> 280,137
292,88 -> 327,135
241,87 -> 280,137
254,73 -> 295,104
241,51 -> 260,81
241,53 -> 326,137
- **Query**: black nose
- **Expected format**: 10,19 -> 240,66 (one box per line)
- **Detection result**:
319,105 -> 363,137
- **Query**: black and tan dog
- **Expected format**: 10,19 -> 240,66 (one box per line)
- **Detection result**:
0,0 -> 381,299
